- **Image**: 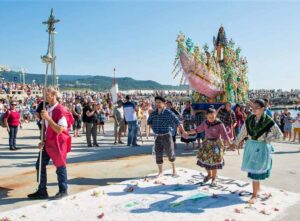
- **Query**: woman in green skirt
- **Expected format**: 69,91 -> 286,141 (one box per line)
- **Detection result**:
233,99 -> 283,204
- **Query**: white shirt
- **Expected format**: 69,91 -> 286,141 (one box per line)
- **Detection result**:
45,102 -> 68,129
123,101 -> 137,122
0,103 -> 4,113
294,117 -> 300,128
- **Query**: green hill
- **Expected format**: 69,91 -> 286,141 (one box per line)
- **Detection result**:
0,71 -> 187,91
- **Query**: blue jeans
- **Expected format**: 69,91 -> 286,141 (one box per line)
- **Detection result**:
35,150 -> 68,193
127,120 -> 138,145
8,125 -> 18,147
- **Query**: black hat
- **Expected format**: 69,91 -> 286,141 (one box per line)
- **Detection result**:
155,96 -> 166,103
254,99 -> 266,108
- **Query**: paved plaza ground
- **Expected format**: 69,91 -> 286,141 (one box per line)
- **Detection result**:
0,121 -> 299,220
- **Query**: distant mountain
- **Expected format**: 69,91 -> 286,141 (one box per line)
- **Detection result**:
0,71 -> 187,91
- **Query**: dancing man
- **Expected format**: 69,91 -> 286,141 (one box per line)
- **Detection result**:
28,87 -> 74,199
147,96 -> 188,177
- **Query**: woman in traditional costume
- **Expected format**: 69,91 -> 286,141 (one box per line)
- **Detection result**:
189,106 -> 231,187
233,99 -> 283,204
217,102 -> 237,148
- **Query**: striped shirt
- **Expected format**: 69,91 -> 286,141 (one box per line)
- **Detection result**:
147,108 -> 180,135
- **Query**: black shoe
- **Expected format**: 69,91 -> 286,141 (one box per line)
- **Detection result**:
13,146 -> 21,150
27,190 -> 49,199
200,176 -> 212,185
94,143 -> 99,147
87,144 -> 92,147
9,146 -> 15,151
54,191 -> 68,199
132,144 -> 140,147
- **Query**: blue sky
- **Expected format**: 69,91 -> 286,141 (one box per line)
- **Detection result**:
0,0 -> 299,90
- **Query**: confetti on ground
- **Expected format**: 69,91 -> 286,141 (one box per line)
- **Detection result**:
154,180 -> 166,185
170,202 -> 184,208
0,168 -> 299,221
125,201 -> 139,208
234,208 -> 243,214
91,191 -> 100,197
0,218 -> 12,221
260,209 -> 271,215
91,190 -> 105,197
125,186 -> 135,192
97,212 -> 104,219
202,187 -> 209,191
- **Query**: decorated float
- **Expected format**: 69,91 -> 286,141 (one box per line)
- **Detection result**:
172,26 -> 249,110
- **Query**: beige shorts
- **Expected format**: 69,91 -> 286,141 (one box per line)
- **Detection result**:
115,121 -> 125,133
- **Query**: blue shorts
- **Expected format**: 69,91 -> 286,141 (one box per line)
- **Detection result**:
284,125 -> 292,132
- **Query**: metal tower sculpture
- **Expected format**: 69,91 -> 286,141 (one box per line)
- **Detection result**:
41,8 -> 60,89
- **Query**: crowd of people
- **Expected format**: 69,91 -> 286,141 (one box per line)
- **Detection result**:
0,80 -> 42,94
1,91 -> 300,153
1,85 -> 300,204
248,89 -> 300,105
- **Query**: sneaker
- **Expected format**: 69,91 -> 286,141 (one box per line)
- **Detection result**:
54,191 -> 68,199
9,146 -> 15,151
27,190 -> 49,200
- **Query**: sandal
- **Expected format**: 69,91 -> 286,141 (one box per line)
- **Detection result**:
202,176 -> 212,184
210,180 -> 217,187
248,196 -> 257,204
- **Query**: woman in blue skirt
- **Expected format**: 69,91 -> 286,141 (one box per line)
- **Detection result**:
233,99 -> 283,204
